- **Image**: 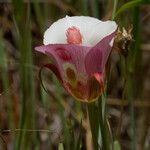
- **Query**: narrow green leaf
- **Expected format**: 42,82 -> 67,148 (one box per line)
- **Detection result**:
0,33 -> 13,128
81,0 -> 89,15
98,97 -> 112,150
113,141 -> 121,150
87,103 -> 99,150
33,0 -> 44,32
89,0 -> 100,18
13,2 -> 36,149
58,143 -> 64,150
115,0 -> 143,17
112,0 -> 118,20
143,0 -> 150,3
126,7 -> 140,150
74,120 -> 82,150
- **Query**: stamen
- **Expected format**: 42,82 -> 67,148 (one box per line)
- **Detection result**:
66,26 -> 82,44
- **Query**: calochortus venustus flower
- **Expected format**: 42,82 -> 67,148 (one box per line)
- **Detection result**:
35,16 -> 117,103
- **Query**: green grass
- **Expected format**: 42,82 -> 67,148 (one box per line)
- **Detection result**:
0,32 -> 13,129
12,1 -> 36,149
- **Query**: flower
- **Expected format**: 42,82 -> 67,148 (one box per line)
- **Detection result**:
35,16 -> 117,103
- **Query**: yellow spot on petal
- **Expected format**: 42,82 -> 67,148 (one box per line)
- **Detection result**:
87,76 -> 101,102
66,67 -> 76,82
63,63 -> 77,86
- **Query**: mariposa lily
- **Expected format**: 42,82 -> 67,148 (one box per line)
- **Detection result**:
35,16 -> 117,103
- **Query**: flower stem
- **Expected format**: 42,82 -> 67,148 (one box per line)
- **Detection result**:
87,95 -> 112,150
87,102 -> 99,150
98,94 -> 112,150
112,0 -> 118,20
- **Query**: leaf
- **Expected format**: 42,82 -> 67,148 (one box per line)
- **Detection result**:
87,102 -> 100,150
143,0 -> 150,3
58,143 -> 64,150
115,0 -> 144,17
74,120 -> 82,150
113,141 -> 121,150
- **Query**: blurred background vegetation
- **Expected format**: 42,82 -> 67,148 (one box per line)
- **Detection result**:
0,0 -> 150,150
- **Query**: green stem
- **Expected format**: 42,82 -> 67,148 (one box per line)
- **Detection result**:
126,7 -> 140,150
87,95 -> 111,150
98,95 -> 111,150
112,0 -> 118,20
89,0 -> 99,18
13,3 -> 36,149
87,102 -> 99,150
0,33 -> 14,129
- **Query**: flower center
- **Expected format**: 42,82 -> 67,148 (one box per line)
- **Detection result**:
66,26 -> 82,44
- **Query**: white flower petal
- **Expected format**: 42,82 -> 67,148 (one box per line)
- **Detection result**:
43,16 -> 117,47
44,17 -> 68,45
88,21 -> 117,46
65,16 -> 101,45
44,16 -> 101,45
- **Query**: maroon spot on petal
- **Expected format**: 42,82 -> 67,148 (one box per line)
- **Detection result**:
55,48 -> 71,61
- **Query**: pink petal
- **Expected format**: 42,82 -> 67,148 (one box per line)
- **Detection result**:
35,45 -> 47,54
65,76 -> 102,102
35,44 -> 101,102
35,44 -> 90,75
40,63 -> 74,95
85,31 -> 116,75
